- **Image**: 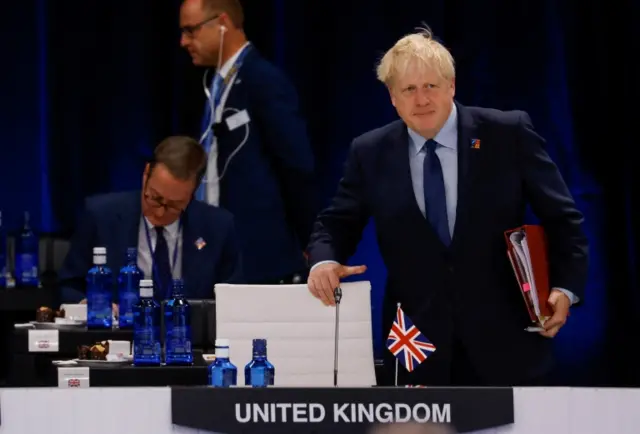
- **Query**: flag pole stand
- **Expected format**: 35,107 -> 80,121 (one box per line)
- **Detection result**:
394,358 -> 399,386
394,302 -> 401,386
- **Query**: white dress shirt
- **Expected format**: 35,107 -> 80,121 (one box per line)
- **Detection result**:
408,104 -> 459,237
204,42 -> 251,206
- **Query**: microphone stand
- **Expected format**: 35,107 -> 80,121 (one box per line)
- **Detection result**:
333,286 -> 343,387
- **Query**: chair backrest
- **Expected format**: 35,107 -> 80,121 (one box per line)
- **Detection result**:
39,236 -> 71,272
214,281 -> 376,387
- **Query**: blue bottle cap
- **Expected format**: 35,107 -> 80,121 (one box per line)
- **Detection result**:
252,338 -> 267,356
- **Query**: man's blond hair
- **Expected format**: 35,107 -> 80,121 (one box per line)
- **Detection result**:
376,26 -> 455,87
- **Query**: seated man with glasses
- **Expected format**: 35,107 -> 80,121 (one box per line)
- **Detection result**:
58,135 -> 243,306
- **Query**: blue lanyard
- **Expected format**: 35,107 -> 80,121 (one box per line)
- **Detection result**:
210,43 -> 253,114
143,218 -> 181,297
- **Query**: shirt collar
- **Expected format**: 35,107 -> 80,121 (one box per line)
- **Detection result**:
407,103 -> 458,155
143,216 -> 181,237
218,42 -> 251,79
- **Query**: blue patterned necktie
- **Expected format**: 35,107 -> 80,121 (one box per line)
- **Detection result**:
195,72 -> 225,202
423,139 -> 451,246
153,226 -> 173,300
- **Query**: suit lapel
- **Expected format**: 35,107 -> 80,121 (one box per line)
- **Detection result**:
451,102 -> 481,247
180,208 -> 202,297
384,121 -> 449,250
221,48 -> 256,111
216,49 -> 256,168
385,122 -> 425,219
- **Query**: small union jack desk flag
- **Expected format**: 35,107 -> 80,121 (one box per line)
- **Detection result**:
386,306 -> 436,372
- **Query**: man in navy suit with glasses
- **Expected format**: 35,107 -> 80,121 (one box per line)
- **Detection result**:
58,136 -> 243,308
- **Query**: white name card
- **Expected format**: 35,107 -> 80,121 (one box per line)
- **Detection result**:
225,109 -> 250,131
28,329 -> 59,352
58,367 -> 90,388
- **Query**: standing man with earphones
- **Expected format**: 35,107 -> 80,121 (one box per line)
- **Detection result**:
180,0 -> 318,284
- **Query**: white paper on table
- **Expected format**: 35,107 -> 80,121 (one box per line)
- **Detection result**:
57,367 -> 90,388
28,329 -> 59,352
214,281 -> 376,387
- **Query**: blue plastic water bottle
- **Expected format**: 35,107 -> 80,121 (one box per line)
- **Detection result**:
209,338 -> 237,387
164,279 -> 193,365
133,279 -> 161,366
245,338 -> 275,387
15,211 -> 39,287
86,247 -> 113,329
118,247 -> 142,329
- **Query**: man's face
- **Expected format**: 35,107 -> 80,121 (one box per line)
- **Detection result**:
141,163 -> 195,227
389,62 -> 455,138
180,0 -> 222,66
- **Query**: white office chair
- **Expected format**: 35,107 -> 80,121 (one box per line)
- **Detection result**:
214,281 -> 376,386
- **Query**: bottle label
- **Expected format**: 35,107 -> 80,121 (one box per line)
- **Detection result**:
119,290 -> 139,324
17,253 -> 38,284
134,329 -> 161,356
88,292 -> 111,320
253,370 -> 265,386
249,367 -> 274,387
211,367 -> 237,387
168,326 -> 192,353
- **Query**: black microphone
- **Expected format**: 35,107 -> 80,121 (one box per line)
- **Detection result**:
212,121 -> 230,138
333,286 -> 343,387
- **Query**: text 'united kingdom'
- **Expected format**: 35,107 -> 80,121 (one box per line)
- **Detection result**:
235,402 -> 451,424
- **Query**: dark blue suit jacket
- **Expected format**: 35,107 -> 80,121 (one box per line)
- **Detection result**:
212,47 -> 317,283
58,191 -> 243,302
308,103 -> 589,386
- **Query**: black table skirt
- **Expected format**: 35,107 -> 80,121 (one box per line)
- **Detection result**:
55,352 -> 211,387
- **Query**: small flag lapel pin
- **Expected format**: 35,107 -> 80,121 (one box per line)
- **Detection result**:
195,237 -> 207,250
470,138 -> 481,149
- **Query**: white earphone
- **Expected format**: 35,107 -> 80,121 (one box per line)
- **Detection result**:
201,23 -> 227,122
198,22 -> 250,189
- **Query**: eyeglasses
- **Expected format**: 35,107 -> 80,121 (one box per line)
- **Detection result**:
143,185 -> 188,214
144,192 -> 185,214
180,15 -> 220,38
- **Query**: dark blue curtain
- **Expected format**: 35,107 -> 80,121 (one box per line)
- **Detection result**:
2,0 -> 638,386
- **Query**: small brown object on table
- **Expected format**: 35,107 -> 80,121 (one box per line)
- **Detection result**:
78,340 -> 112,360
77,345 -> 91,360
35,306 -> 66,323
35,307 -> 54,323
89,344 -> 108,360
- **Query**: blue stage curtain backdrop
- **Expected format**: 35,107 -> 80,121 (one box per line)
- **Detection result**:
1,0 -> 638,386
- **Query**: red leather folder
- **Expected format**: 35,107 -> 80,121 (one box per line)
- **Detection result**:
504,225 -> 553,326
